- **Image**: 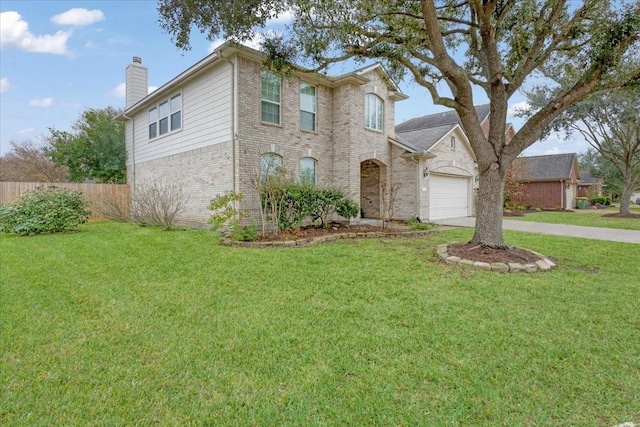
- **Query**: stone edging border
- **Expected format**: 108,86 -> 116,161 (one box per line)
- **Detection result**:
223,229 -> 436,248
436,243 -> 557,273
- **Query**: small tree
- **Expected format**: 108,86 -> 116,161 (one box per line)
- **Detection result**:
380,180 -> 402,229
0,140 -> 68,182
208,191 -> 248,235
504,160 -> 529,210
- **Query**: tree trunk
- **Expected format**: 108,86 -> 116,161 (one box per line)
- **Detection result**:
470,165 -> 507,248
619,174 -> 634,215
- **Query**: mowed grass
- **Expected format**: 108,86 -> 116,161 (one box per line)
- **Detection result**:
1,222 -> 639,426
508,206 -> 640,230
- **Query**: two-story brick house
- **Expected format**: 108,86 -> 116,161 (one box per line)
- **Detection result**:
123,42 -> 481,227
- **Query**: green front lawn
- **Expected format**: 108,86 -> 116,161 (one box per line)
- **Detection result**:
507,207 -> 640,230
2,222 -> 639,426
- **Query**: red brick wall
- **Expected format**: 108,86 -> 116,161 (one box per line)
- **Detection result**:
521,181 -> 563,209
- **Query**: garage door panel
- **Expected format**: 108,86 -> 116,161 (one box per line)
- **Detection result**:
429,175 -> 469,220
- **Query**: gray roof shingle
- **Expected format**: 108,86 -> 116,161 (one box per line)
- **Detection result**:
396,104 -> 491,133
513,153 -> 578,181
394,104 -> 490,152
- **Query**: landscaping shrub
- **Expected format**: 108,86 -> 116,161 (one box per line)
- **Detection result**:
309,188 -> 346,228
260,183 -> 359,232
131,182 -> 188,231
336,197 -> 360,221
404,218 -> 434,230
0,187 -> 90,235
590,196 -> 611,206
230,224 -> 259,241
208,191 -> 248,236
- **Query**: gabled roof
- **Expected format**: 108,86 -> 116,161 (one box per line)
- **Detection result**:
393,124 -> 456,152
125,41 -> 407,114
578,172 -> 603,185
393,104 -> 490,153
395,104 -> 490,133
513,153 -> 580,181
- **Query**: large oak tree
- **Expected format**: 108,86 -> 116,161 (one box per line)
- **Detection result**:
158,0 -> 639,248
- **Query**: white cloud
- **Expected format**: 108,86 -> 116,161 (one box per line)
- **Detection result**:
0,77 -> 8,93
110,82 -> 126,98
51,8 -> 105,26
18,128 -> 34,134
148,86 -> 158,94
507,101 -> 531,118
544,146 -> 563,155
1,11 -> 71,55
267,10 -> 295,24
29,97 -> 53,107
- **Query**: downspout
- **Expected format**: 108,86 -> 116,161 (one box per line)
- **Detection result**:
122,112 -> 135,189
219,51 -> 237,193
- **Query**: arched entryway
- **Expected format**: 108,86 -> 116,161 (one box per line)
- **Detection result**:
360,160 -> 384,219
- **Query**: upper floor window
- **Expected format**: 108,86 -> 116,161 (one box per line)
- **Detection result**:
261,153 -> 283,182
365,94 -> 384,131
300,157 -> 317,185
149,93 -> 182,140
261,72 -> 281,124
450,136 -> 456,150
300,83 -> 316,131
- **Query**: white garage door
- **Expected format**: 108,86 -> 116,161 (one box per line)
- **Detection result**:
429,174 -> 470,220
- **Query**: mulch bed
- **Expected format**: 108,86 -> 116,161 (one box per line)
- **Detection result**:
446,242 -> 544,264
602,212 -> 640,219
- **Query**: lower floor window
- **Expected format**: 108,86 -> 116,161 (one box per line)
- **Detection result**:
300,157 -> 317,185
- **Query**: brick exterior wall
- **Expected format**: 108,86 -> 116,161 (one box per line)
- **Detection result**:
129,142 -> 233,227
390,144 -> 417,219
233,56 -> 402,223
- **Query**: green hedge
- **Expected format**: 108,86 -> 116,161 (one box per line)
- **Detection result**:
0,187 -> 90,235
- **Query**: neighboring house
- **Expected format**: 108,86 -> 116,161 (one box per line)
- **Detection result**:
513,153 -> 581,209
577,172 -> 604,198
123,43 -> 486,227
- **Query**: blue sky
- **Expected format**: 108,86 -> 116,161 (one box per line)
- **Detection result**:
0,1 -> 587,157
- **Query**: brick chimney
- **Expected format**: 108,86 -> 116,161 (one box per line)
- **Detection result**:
125,56 -> 148,108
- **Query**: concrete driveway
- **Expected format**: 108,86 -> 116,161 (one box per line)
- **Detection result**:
432,217 -> 640,244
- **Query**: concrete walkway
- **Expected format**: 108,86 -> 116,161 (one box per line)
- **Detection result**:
432,217 -> 640,244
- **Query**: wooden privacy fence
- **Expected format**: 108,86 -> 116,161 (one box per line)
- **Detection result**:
0,182 -> 130,220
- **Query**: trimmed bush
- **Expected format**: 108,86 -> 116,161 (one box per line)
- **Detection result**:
260,183 -> 359,232
590,196 -> 611,206
0,187 -> 90,235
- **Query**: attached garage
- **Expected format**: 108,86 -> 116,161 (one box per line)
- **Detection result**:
429,174 -> 471,220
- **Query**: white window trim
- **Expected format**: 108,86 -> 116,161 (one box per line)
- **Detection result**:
148,92 -> 182,141
261,72 -> 281,125
300,82 -> 317,132
365,93 -> 384,131
300,157 -> 317,185
450,136 -> 456,150
261,152 -> 283,182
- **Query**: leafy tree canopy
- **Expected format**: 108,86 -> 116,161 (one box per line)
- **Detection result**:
528,83 -> 639,213
46,107 -> 126,184
158,0 -> 639,247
